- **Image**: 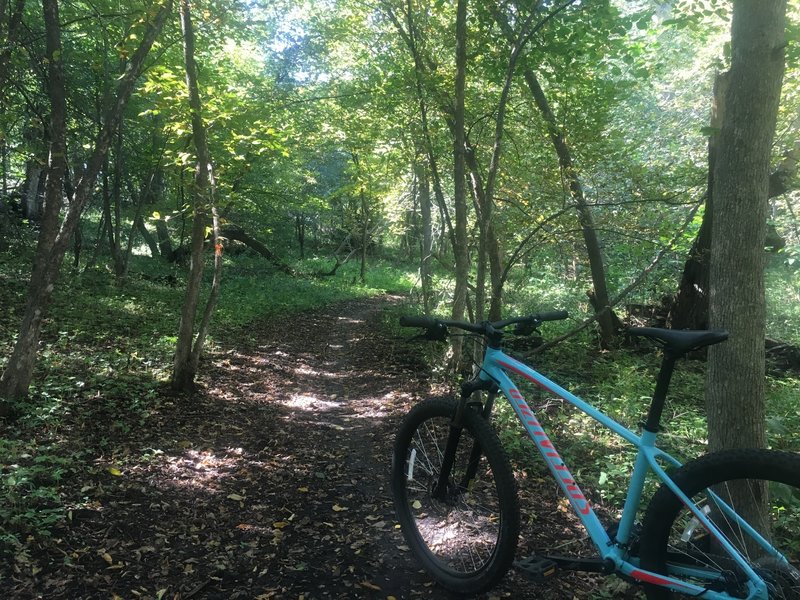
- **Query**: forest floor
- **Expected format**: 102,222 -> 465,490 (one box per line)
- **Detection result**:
4,294 -> 640,600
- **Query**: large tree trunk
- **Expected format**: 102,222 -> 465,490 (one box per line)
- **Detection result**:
671,74 -> 797,329
0,0 -> 172,412
172,0 -> 222,392
706,0 -> 786,453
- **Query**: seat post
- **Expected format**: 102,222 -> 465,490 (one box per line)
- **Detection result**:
644,352 -> 679,433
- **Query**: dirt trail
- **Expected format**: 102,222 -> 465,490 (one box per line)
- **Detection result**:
5,294 -> 609,600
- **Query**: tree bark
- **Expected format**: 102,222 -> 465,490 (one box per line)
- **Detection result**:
706,0 -> 786,452
0,0 -> 68,414
136,217 -> 161,258
450,0 -> 469,372
172,0 -> 222,392
416,158 -> 434,314
523,67 -> 615,346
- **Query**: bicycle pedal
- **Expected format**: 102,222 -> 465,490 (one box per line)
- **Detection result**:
514,556 -> 558,581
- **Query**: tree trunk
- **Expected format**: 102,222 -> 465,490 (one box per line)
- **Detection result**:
706,0 -> 786,453
416,159 -> 434,314
136,217 -> 161,258
111,124 -> 125,276
671,75 -> 798,329
295,213 -> 305,259
523,68 -> 615,346
360,188 -> 368,283
22,162 -> 42,222
0,0 -> 172,411
0,0 -> 68,414
670,73 -> 728,330
154,218 -> 175,261
172,0 -> 222,392
450,0 -> 469,372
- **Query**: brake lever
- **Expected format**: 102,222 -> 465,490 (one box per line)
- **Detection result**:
513,321 -> 540,336
415,323 -> 448,342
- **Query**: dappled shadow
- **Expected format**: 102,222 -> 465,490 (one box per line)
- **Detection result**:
3,295 -> 621,600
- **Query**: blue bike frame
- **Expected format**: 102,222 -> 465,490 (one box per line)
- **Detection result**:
480,346 -> 785,600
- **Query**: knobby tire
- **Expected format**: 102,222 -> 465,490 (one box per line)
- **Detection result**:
640,449 -> 800,599
391,398 -> 520,594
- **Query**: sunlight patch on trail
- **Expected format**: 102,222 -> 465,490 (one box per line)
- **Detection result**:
154,447 -> 266,493
284,393 -> 341,411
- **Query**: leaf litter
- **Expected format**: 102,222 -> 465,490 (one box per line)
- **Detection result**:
2,295 -> 608,599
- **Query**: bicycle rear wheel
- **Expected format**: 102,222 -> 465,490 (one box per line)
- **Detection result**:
640,449 -> 800,599
391,398 -> 519,594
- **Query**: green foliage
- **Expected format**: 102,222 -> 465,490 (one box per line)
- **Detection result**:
0,439 -> 72,556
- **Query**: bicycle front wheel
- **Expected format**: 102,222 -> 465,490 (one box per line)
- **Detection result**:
640,449 -> 800,599
391,398 -> 519,594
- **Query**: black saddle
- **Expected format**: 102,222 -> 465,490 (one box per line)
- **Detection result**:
628,327 -> 728,355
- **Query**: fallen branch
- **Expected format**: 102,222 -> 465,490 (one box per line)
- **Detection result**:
220,224 -> 295,275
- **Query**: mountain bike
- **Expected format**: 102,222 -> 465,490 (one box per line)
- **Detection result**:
390,311 -> 800,599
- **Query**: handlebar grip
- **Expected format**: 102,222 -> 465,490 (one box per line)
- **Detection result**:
399,315 -> 439,328
537,310 -> 569,322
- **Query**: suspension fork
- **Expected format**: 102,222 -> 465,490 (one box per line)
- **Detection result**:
461,391 -> 497,486
432,378 -> 498,500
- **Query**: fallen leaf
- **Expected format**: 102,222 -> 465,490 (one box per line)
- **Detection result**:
332,504 -> 348,512
411,500 -> 422,509
297,486 -> 309,493
272,521 -> 290,529
227,493 -> 245,501
361,581 -> 381,591
101,552 -> 113,564
107,467 -> 122,476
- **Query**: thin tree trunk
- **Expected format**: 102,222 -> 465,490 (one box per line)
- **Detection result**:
523,68 -> 614,346
172,0 -> 222,392
450,0 -> 469,372
385,1 -> 456,257
0,0 -> 68,414
489,3 -> 612,343
360,190 -> 368,283
111,123 -> 125,276
417,159 -> 434,314
706,0 -> 786,453
0,0 -> 24,89
0,0 -> 172,410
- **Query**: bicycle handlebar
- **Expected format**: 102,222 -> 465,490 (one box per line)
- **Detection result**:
399,310 -> 568,339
